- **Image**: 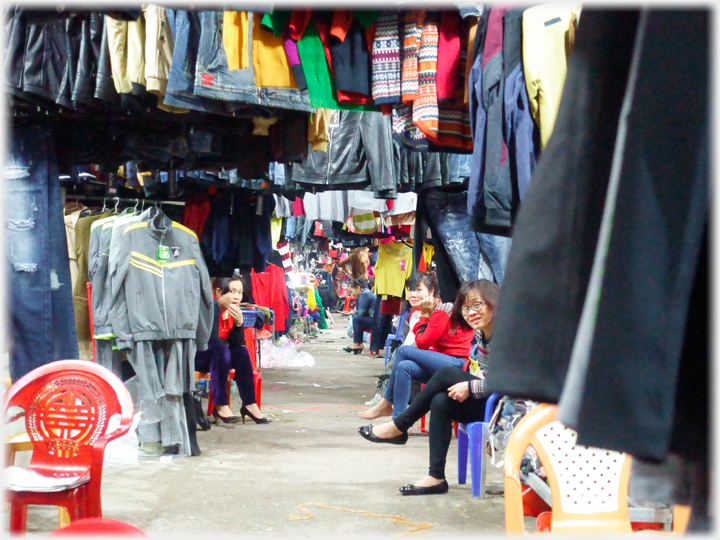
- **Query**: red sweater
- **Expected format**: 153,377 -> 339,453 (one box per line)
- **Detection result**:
413,310 -> 474,358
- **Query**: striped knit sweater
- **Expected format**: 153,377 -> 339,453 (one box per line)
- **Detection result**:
371,11 -> 402,105
413,11 -> 440,141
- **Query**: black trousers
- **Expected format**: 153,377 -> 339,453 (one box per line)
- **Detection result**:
394,366 -> 487,480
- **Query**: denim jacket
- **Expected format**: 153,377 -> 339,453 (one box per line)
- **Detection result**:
194,11 -> 313,113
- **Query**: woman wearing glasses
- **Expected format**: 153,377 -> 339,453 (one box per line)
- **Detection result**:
360,279 -> 490,421
358,279 -> 500,496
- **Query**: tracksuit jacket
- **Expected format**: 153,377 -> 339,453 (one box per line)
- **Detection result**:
108,207 -> 214,351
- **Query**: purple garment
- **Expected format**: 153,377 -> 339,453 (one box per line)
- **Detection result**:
283,29 -> 307,91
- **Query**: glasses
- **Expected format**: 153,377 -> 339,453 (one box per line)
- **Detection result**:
461,301 -> 486,315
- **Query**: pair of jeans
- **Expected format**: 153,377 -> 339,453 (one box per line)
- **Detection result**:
394,366 -> 487,480
423,188 -> 496,284
384,346 -> 467,419
193,343 -> 257,407
6,124 -> 79,382
352,315 -> 374,345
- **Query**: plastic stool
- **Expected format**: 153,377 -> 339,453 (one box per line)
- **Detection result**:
343,295 -> 355,311
457,393 -> 502,497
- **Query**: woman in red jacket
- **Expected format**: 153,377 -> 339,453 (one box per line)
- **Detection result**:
359,280 -> 476,421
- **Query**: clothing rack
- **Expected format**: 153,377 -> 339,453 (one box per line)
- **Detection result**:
70,195 -> 185,207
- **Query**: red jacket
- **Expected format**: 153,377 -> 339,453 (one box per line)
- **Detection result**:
414,308 -> 474,358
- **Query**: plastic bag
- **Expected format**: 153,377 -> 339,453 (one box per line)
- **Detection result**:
103,412 -> 141,468
260,337 -> 315,368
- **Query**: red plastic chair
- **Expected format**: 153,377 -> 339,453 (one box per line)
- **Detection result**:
4,360 -> 134,534
50,517 -> 147,536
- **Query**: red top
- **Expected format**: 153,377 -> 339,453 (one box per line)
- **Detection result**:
413,309 -> 474,358
218,312 -> 235,341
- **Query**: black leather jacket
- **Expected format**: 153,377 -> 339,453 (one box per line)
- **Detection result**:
289,110 -> 397,198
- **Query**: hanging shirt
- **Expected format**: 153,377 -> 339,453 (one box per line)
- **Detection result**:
522,3 -> 582,149
374,241 -> 413,297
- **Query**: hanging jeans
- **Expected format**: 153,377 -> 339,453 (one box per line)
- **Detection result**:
6,124 -> 79,382
424,188 -> 496,283
394,366 -> 487,480
384,345 -> 467,419
194,343 -> 257,407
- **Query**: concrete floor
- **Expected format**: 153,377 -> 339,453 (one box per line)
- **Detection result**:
17,317 -> 528,537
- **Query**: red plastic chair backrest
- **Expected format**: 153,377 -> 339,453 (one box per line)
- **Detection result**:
4,360 -> 134,478
49,517 -> 147,536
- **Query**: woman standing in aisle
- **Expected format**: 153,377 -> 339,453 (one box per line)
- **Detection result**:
194,274 -> 271,425
358,279 -> 500,495
359,278 -> 477,420
339,247 -> 372,280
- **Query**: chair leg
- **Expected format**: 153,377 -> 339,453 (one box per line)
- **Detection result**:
58,507 -> 71,528
468,423 -> 484,498
9,503 -> 28,534
206,388 -> 214,417
254,370 -> 262,409
457,429 -> 469,485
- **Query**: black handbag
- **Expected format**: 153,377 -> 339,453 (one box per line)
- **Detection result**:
193,392 -> 212,431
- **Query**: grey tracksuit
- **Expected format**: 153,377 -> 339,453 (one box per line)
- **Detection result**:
108,208 -> 213,351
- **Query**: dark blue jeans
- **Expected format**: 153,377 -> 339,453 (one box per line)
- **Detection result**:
384,345 -> 466,419
424,188 -> 496,284
6,124 -> 79,381
194,343 -> 256,407
352,315 -> 374,345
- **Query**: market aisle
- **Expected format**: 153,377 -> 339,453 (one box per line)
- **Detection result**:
23,318 -> 514,537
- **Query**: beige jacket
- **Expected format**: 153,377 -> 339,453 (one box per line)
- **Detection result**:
105,6 -> 183,112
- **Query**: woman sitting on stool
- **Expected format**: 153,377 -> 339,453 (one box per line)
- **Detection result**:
358,279 -> 500,496
359,280 -> 477,420
343,278 -> 376,354
194,274 -> 270,425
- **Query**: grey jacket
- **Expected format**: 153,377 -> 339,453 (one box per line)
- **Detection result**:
108,207 -> 213,350
289,110 -> 397,198
87,209 -> 142,338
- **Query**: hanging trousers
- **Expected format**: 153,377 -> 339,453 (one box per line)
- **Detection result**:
393,366 -> 487,480
194,343 -> 257,407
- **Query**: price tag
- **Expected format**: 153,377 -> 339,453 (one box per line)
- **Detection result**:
157,246 -> 170,263
329,110 -> 340,130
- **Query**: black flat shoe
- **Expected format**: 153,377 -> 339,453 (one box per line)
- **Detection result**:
358,425 -> 408,445
399,480 -> 449,496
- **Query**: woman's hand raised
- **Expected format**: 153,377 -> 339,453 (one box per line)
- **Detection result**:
419,297 -> 437,318
227,304 -> 244,326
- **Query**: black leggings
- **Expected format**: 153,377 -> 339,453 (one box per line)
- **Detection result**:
393,366 -> 487,480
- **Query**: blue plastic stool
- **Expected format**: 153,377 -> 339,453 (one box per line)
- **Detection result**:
384,310 -> 410,365
457,392 -> 502,498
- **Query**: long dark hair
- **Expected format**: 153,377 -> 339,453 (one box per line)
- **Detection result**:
449,279 -> 500,330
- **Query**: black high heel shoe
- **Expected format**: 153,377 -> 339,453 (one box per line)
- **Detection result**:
240,406 -> 272,424
212,408 -> 242,424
